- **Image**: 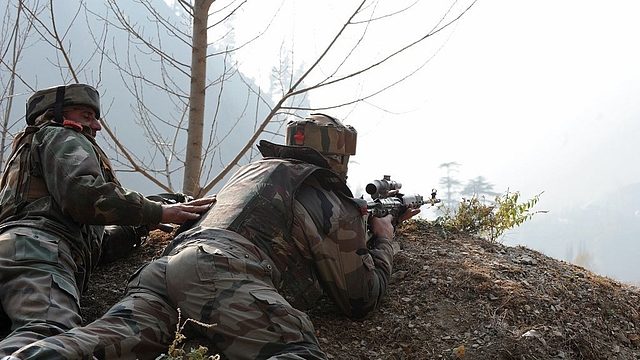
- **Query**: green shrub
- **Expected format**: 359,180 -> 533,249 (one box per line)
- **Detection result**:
435,190 -> 545,241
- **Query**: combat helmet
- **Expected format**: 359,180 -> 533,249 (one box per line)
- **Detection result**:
285,113 -> 357,179
25,84 -> 101,125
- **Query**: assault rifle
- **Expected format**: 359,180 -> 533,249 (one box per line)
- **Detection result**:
364,176 -> 440,253
365,175 -> 441,227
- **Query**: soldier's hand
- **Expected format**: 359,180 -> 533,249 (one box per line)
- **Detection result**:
370,215 -> 394,240
160,195 -> 216,224
397,204 -> 421,224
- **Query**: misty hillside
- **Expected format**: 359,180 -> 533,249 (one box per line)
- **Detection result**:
514,182 -> 640,285
73,221 -> 640,359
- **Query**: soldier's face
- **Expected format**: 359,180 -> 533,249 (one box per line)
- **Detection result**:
63,107 -> 102,137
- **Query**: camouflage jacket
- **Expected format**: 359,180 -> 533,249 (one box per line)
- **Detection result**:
0,120 -> 163,287
167,141 -> 393,320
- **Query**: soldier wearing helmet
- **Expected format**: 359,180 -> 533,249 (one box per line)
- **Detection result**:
25,83 -> 102,125
2,113 -> 418,360
283,113 -> 357,180
0,84 -> 215,356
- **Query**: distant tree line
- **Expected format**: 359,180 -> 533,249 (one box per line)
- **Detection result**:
438,161 -> 499,210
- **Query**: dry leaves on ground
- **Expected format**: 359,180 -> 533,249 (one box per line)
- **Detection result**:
74,221 -> 640,359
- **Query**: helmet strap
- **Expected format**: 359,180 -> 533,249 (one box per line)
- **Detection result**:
53,85 -> 66,123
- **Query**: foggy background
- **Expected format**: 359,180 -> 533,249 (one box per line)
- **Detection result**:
3,0 -> 640,284
222,0 -> 640,284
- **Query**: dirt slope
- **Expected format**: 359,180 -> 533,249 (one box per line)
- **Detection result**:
48,221 -> 640,359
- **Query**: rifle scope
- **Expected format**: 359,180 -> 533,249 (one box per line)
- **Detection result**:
366,175 -> 401,199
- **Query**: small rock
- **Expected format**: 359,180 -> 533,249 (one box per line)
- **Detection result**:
615,331 -> 630,345
391,270 -> 408,284
518,256 -> 537,265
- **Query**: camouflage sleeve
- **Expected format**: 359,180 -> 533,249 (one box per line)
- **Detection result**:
34,126 -> 162,225
292,178 -> 394,320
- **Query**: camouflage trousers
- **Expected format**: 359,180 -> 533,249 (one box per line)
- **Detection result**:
6,239 -> 327,360
0,226 -> 83,356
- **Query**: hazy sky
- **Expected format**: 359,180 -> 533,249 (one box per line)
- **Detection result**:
352,0 -> 640,212
207,0 -> 640,283
414,0 -> 640,211
217,0 -> 640,216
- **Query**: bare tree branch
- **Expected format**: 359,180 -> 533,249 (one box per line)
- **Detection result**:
199,0 -> 478,195
3,0 -> 477,197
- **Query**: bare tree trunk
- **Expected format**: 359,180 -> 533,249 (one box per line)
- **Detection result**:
183,0 -> 214,196
2,0 -> 477,196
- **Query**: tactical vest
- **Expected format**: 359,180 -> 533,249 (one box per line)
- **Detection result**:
171,141 -> 359,309
0,121 -> 119,221
0,120 -> 120,289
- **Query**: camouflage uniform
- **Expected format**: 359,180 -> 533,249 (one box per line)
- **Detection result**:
5,141 -> 394,360
0,85 -> 163,356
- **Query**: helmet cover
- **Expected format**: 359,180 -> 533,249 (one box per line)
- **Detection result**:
285,113 -> 356,179
285,113 -> 357,156
25,84 -> 101,125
